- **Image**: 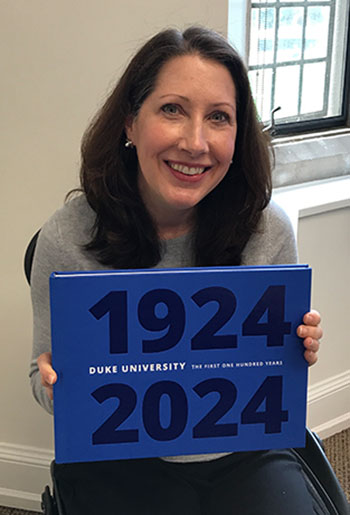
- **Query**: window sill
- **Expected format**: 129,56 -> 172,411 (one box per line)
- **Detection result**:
272,129 -> 350,189
272,176 -> 350,236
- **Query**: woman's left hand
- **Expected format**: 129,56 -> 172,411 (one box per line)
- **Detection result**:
297,310 -> 323,366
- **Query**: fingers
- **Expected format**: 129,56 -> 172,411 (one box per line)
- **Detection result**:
297,310 -> 323,367
302,336 -> 319,353
303,342 -> 319,366
304,349 -> 318,366
37,352 -> 57,400
297,310 -> 323,341
302,309 -> 321,326
44,385 -> 54,401
303,335 -> 320,366
297,323 -> 323,341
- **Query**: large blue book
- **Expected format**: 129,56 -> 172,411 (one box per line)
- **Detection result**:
50,264 -> 311,464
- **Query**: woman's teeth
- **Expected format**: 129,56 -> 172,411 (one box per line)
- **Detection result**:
168,162 -> 207,175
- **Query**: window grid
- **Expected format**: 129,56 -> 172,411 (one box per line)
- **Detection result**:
248,0 -> 337,125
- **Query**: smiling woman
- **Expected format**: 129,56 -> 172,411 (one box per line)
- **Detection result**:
125,54 -> 237,238
29,26 -> 324,515
78,27 -> 272,269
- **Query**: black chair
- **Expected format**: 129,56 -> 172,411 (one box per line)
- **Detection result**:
24,229 -> 41,284
24,231 -> 349,515
291,430 -> 349,514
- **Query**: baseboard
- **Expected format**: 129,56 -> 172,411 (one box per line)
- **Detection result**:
0,487 -> 41,512
307,369 -> 350,438
1,370 -> 349,510
308,370 -> 350,404
0,442 -> 54,467
311,412 -> 350,440
0,443 -> 53,511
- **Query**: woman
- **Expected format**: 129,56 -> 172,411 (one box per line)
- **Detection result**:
30,26 -> 322,514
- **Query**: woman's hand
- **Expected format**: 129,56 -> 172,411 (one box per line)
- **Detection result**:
297,310 -> 323,366
37,352 -> 57,400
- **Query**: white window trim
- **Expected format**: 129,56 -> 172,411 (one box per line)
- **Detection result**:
272,128 -> 350,188
272,174 -> 350,237
227,0 -> 249,60
272,129 -> 350,236
227,1 -> 350,204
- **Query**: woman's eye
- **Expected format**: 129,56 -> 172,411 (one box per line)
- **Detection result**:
211,111 -> 230,123
161,104 -> 179,115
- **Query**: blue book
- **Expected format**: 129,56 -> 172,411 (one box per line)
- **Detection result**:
50,264 -> 311,464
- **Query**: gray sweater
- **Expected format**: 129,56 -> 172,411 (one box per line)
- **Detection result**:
29,195 -> 297,461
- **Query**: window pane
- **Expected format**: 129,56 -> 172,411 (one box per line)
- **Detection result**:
249,8 -> 276,66
274,65 -> 300,118
277,7 -> 304,62
305,6 -> 331,59
239,0 -> 349,129
249,68 -> 273,121
301,62 -> 326,114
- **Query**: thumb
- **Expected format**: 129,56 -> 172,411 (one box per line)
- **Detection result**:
37,352 -> 57,386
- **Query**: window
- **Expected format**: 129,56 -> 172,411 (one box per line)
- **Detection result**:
245,0 -> 350,134
228,1 -> 350,187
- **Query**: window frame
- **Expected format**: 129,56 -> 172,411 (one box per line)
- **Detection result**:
228,0 -> 350,187
244,0 -> 350,136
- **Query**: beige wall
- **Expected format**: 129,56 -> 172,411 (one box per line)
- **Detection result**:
0,0 -> 227,508
0,0 -> 228,444
0,1 -> 349,510
299,208 -> 350,431
1,1 -> 229,509
299,208 -> 350,383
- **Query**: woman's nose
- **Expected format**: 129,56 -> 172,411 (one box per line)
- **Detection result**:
178,119 -> 209,155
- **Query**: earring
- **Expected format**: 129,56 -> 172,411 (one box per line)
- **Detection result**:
125,138 -> 134,148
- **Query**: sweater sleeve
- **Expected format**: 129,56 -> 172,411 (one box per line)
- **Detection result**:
29,213 -> 65,414
29,196 -> 99,413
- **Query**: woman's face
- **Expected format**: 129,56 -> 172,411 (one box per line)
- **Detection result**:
126,54 -> 237,231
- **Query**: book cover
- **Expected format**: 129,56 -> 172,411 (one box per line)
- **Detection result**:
50,265 -> 311,464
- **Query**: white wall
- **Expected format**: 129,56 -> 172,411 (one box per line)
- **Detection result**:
0,1 -> 229,510
299,207 -> 350,434
0,1 -> 349,511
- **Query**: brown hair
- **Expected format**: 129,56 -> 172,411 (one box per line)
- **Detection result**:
80,26 -> 272,268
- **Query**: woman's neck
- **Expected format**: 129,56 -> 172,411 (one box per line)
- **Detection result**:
159,227 -> 190,240
157,218 -> 193,240
147,204 -> 195,240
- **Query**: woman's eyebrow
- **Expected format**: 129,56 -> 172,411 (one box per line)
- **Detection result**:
159,94 -> 189,101
212,102 -> 236,111
159,94 -> 235,110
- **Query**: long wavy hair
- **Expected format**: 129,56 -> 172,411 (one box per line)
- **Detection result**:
80,26 -> 272,268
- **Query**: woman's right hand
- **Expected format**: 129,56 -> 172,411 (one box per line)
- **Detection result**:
37,352 -> 57,400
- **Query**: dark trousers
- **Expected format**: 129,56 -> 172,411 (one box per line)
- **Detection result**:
55,450 -> 320,514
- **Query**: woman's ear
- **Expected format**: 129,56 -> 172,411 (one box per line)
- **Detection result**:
124,115 -> 134,141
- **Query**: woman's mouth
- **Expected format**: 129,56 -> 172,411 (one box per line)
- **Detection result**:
166,161 -> 211,176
